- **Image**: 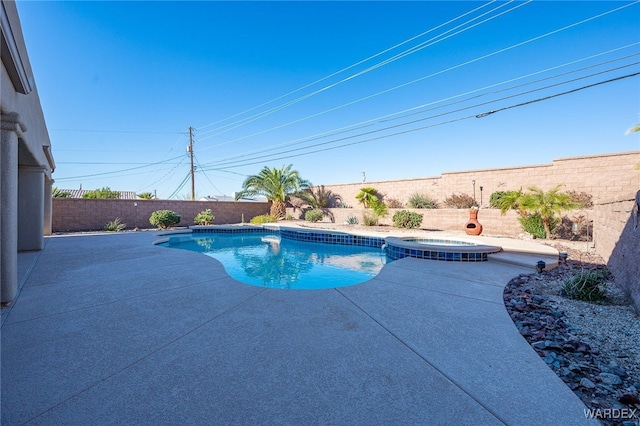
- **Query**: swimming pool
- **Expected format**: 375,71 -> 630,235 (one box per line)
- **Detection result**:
159,229 -> 388,290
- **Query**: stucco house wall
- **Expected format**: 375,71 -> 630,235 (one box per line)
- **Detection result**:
1,0 -> 55,303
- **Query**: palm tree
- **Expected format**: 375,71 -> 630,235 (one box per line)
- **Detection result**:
519,185 -> 576,239
137,192 -> 155,200
355,187 -> 379,208
496,188 -> 526,216
236,164 -> 310,218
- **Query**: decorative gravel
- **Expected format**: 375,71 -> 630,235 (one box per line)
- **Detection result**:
504,242 -> 640,426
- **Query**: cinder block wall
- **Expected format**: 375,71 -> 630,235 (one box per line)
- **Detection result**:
594,192 -> 640,313
321,152 -> 640,208
52,199 -> 271,232
288,207 -> 523,237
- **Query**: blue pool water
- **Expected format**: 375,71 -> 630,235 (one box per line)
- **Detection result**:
161,232 -> 388,290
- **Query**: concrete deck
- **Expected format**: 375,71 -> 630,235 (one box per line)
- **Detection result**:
1,230 -> 595,425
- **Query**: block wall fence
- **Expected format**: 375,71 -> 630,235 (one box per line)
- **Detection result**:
52,199 -> 271,233
318,151 -> 639,208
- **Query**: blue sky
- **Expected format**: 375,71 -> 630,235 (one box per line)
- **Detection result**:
16,1 -> 640,199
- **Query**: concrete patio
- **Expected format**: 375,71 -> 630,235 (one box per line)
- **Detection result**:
1,230 -> 596,425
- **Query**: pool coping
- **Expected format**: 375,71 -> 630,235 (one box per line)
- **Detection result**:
184,224 -> 559,270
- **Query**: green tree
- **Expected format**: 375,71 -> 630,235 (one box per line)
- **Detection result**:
235,164 -> 310,218
137,192 -> 155,200
500,185 -> 575,238
82,187 -> 120,199
52,187 -> 71,198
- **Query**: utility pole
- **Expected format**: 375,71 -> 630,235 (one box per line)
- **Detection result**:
188,126 -> 195,200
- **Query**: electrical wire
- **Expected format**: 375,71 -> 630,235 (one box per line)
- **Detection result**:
199,71 -> 640,171
195,0 -> 501,133
197,55 -> 640,168
195,0 -> 637,150
54,155 -> 185,181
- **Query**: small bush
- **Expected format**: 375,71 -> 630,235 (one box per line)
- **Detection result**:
250,214 -> 277,224
407,193 -> 438,209
194,209 -> 215,225
362,211 -> 378,226
336,203 -> 352,208
567,190 -> 593,209
344,215 -> 359,225
305,209 -> 324,222
561,268 -> 609,302
518,213 -> 558,239
385,197 -> 404,208
104,218 -> 126,232
443,193 -> 476,209
392,210 -> 424,229
149,210 -> 181,229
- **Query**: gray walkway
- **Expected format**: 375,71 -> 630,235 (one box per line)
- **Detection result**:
1,231 -> 595,425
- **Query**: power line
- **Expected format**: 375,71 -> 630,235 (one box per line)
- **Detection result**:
49,128 -> 184,135
197,56 -> 640,169
199,70 -> 639,172
54,155 -> 185,181
196,0 -> 637,151
195,1 -> 528,143
195,0 -> 502,133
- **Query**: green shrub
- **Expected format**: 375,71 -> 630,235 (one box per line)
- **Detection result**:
489,191 -> 507,208
561,268 -> 609,302
443,193 -> 476,209
362,211 -> 378,226
344,215 -> 359,225
104,218 -> 126,232
337,203 -> 352,208
149,210 -> 181,229
518,213 -> 558,239
407,193 -> 438,209
82,187 -> 120,199
194,209 -> 215,225
305,209 -> 324,222
250,214 -> 277,224
392,210 -> 424,229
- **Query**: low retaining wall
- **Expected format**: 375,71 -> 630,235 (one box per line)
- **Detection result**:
52,198 -> 271,232
288,207 -> 523,237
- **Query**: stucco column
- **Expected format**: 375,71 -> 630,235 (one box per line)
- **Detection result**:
1,113 -> 20,303
18,166 -> 45,251
44,177 -> 53,236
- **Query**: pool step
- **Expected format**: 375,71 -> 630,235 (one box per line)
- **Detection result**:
488,250 -> 559,271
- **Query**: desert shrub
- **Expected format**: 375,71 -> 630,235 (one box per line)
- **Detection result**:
443,193 -> 476,209
305,209 -> 324,222
385,197 -> 404,208
149,210 -> 181,229
104,218 -> 126,232
250,214 -> 277,224
194,209 -> 215,225
344,215 -> 359,225
407,193 -> 438,209
518,213 -> 559,239
336,203 -> 352,208
82,187 -> 120,199
392,210 -> 424,229
561,268 -> 609,302
567,190 -> 593,209
362,211 -> 378,226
